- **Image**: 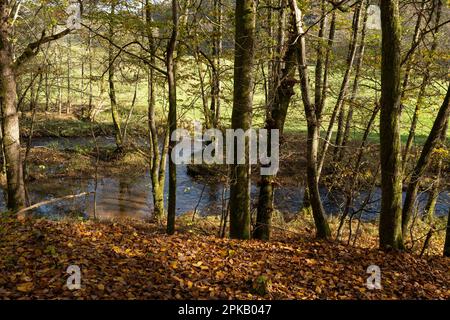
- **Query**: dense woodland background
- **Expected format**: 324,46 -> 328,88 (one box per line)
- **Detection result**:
0,0 -> 449,300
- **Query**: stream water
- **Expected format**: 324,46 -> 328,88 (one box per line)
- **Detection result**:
1,137 -> 448,221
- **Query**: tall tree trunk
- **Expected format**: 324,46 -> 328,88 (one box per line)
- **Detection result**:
210,0 -> 222,128
145,0 -> 167,223
289,0 -> 330,239
108,3 -> 123,150
67,37 -> 71,114
229,0 -> 256,240
166,0 -> 179,235
57,48 -> 62,115
379,0 -> 404,250
255,20 -> 295,241
401,84 -> 450,238
314,0 -> 327,110
87,17 -> 94,119
0,4 -> 26,210
302,7 -> 336,214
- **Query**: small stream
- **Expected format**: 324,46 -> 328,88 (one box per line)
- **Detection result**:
1,137 -> 448,221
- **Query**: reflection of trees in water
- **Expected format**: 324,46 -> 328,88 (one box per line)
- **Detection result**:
118,179 -> 130,216
4,162 -> 449,221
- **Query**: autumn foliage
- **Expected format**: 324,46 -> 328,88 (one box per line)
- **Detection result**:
0,216 -> 448,300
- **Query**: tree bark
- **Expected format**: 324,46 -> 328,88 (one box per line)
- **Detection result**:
229,0 -> 256,240
255,23 -> 296,241
108,3 -> 123,150
379,0 -> 404,250
314,0 -> 327,110
145,0 -> 167,223
289,0 -> 330,239
210,0 -> 222,128
166,0 -> 179,235
402,84 -> 450,237
0,3 -> 26,211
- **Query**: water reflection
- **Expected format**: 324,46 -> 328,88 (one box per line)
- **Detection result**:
0,137 -> 447,221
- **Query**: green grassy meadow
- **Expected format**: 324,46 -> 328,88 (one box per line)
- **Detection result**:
22,43 -> 448,146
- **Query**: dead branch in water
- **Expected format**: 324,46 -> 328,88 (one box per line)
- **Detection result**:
16,192 -> 94,215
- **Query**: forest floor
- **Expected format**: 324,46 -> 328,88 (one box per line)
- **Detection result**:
0,214 -> 448,300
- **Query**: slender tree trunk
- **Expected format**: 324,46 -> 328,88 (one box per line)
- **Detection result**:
302,6 -> 336,214
403,0 -> 442,169
67,37 -> 71,114
57,49 -> 62,115
108,3 -> 123,150
403,74 -> 428,167
145,0 -> 166,223
45,68 -> 49,111
379,0 -> 404,250
314,0 -> 327,110
400,0 -> 426,101
81,59 -> 84,110
318,12 -> 336,118
229,0 -> 256,240
425,119 -> 448,223
88,20 -> 94,119
266,0 -> 274,107
0,5 -> 26,210
210,0 -> 222,128
424,167 -> 440,223
318,1 -> 364,176
289,0 -> 330,239
255,24 -> 295,241
353,103 -> 380,171
194,47 -> 212,129
166,0 -> 179,235
273,0 -> 286,98
402,84 -> 450,238
23,72 -> 42,180
340,3 -> 369,160
29,72 -> 36,111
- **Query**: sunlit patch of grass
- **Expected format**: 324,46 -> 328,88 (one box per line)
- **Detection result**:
20,53 -> 447,144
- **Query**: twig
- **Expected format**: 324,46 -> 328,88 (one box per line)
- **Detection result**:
192,184 -> 206,223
